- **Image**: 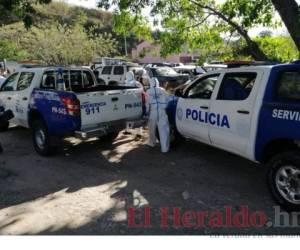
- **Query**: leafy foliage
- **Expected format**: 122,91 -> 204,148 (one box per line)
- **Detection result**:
0,0 -> 52,28
0,40 -> 28,60
255,36 -> 299,62
98,0 -> 277,60
0,2 -> 118,65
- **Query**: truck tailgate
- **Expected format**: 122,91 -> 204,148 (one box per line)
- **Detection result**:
77,89 -> 143,129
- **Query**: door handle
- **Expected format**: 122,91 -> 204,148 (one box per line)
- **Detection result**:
22,97 -> 28,101
200,106 -> 209,110
237,110 -> 250,115
111,97 -> 119,102
7,97 -> 11,100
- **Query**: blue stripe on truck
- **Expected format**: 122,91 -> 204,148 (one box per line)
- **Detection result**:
30,89 -> 81,136
255,64 -> 300,162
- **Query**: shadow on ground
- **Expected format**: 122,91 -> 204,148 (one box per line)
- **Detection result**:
0,127 -> 298,235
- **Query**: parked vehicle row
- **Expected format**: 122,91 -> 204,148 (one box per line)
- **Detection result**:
2,61 -> 300,211
0,67 -> 145,155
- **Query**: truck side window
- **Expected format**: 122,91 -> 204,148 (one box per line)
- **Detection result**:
70,70 -> 83,92
217,72 -> 257,101
41,71 -> 56,90
0,73 -> 18,91
17,72 -> 35,91
277,71 -> 300,100
185,74 -> 219,99
82,71 -> 94,88
102,66 -> 112,75
113,66 -> 124,75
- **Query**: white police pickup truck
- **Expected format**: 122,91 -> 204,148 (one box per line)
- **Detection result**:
167,62 -> 300,210
0,67 -> 145,156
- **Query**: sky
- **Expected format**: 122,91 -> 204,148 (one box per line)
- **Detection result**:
62,0 -> 98,8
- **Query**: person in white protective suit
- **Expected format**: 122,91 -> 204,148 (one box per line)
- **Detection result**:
146,77 -> 170,153
124,71 -> 143,88
124,71 -> 144,137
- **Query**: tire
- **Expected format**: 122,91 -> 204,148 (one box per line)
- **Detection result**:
267,150 -> 300,211
108,81 -> 118,86
0,121 -> 9,132
170,124 -> 184,147
32,119 -> 55,156
102,131 -> 119,143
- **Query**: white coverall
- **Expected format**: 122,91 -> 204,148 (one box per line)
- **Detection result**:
124,71 -> 143,136
146,78 -> 170,153
124,71 -> 143,88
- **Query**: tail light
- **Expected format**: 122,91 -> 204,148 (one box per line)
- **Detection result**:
61,97 -> 81,116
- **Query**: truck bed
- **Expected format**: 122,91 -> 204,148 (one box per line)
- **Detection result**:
76,87 -> 144,129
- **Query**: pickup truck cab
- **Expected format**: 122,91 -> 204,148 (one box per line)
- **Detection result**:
167,62 -> 300,210
94,64 -> 143,85
0,67 -> 145,155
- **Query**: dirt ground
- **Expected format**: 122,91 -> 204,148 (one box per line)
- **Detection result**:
0,126 -> 299,235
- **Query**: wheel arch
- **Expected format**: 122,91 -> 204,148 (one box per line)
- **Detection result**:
261,138 -> 299,163
28,110 -> 47,129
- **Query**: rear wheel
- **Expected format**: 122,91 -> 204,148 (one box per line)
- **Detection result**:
32,119 -> 55,156
0,121 -> 9,132
267,151 -> 300,211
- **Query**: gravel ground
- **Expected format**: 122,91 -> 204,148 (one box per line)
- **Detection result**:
0,126 -> 299,235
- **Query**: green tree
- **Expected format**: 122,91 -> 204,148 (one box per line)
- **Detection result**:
98,0 -> 276,60
271,0 -> 300,55
0,40 -> 28,60
255,36 -> 299,63
112,11 -> 152,56
0,11 -> 118,65
0,0 -> 51,28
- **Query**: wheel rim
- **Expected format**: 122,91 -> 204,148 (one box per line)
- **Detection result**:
35,129 -> 46,150
275,165 -> 300,204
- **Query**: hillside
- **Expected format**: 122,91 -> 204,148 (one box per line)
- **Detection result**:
0,1 -> 139,57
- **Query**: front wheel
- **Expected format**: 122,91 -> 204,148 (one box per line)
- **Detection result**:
32,119 -> 55,156
267,151 -> 300,211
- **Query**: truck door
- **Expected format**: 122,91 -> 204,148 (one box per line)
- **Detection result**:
14,72 -> 36,127
0,72 -> 19,124
209,70 -> 263,155
176,74 -> 220,144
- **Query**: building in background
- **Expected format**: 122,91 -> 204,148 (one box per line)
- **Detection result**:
131,41 -> 200,64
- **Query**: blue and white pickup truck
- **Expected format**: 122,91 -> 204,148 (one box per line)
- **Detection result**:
167,62 -> 300,210
0,67 -> 145,156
